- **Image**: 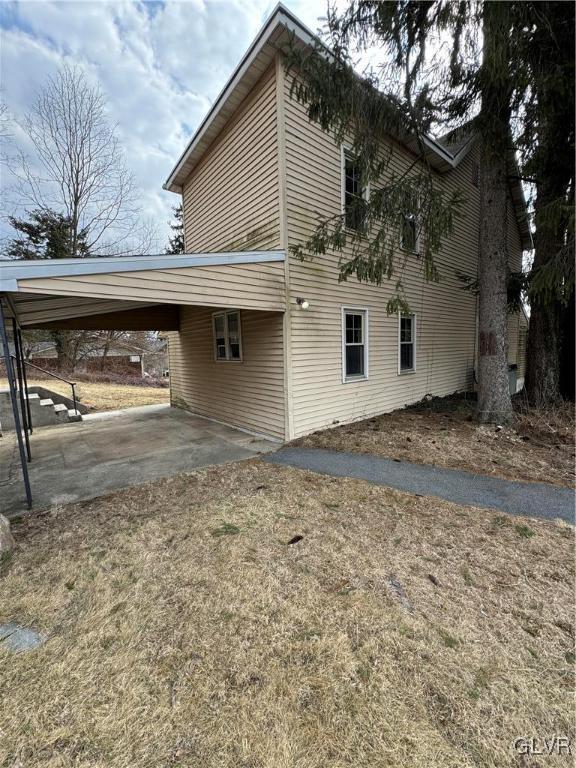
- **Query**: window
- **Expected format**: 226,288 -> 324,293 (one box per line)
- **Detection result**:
342,307 -> 369,381
400,189 -> 420,253
213,310 -> 242,361
342,148 -> 368,231
400,213 -> 418,253
398,314 -> 416,373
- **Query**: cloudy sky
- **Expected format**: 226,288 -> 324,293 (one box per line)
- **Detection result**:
0,0 -> 329,252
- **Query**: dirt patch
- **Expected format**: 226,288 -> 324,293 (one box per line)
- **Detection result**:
1,461 -> 573,767
0,378 -> 170,412
293,394 -> 575,487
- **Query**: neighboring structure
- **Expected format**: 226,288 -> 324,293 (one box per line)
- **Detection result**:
24,338 -> 169,377
0,5 -> 530,447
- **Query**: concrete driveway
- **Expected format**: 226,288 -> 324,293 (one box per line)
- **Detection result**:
1,404 -> 279,517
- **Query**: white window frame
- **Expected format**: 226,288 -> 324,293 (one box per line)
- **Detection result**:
212,309 -> 243,362
341,306 -> 369,383
341,146 -> 370,226
398,312 -> 417,374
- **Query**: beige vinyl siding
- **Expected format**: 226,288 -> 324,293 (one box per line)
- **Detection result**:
16,261 -> 286,313
283,76 -> 520,437
11,294 -> 155,326
182,65 -> 280,253
517,316 -> 528,381
169,307 -> 285,438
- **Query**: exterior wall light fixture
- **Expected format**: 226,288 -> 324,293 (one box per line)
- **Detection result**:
296,297 -> 310,309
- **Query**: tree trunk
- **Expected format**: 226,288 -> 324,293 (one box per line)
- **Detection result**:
100,330 -> 114,372
559,293 -> 575,401
477,145 -> 513,422
50,331 -> 75,373
476,2 -> 513,423
523,1 -> 574,405
524,186 -> 562,404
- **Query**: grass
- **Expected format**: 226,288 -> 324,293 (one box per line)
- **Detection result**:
294,394 -> 575,487
1,460 -> 574,767
0,377 -> 170,412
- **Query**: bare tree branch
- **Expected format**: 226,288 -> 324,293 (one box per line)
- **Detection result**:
11,64 -> 144,256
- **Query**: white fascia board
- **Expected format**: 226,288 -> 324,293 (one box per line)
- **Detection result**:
0,250 -> 285,288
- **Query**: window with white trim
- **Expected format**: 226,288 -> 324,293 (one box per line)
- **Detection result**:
400,190 -> 420,253
213,310 -> 242,361
399,313 -> 416,373
342,148 -> 368,231
342,308 -> 368,381
400,212 -> 419,252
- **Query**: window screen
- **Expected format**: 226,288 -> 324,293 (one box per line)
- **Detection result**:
214,313 -> 227,360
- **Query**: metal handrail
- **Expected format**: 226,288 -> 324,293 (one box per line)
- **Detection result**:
9,354 -> 78,415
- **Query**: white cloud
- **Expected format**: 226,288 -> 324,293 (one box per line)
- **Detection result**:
1,0 -> 328,253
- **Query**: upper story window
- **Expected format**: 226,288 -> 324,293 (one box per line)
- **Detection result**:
342,307 -> 369,382
342,148 -> 368,231
213,310 -> 242,361
400,213 -> 419,253
398,313 -> 416,373
400,189 -> 420,253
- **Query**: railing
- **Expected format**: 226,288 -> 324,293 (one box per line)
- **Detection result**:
11,355 -> 78,414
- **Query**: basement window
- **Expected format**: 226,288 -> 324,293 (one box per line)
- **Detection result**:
213,310 -> 242,361
342,307 -> 369,382
398,314 -> 416,373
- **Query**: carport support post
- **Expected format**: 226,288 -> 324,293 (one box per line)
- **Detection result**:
12,319 -> 31,461
0,301 -> 32,509
17,327 -> 33,434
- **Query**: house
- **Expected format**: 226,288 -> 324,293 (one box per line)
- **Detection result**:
164,4 -> 530,439
0,5 -> 530,449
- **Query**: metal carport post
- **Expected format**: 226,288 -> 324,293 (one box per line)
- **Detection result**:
0,296 -> 32,509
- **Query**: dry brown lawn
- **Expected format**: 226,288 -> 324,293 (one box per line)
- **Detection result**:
0,378 -> 169,412
294,395 -> 575,488
1,460 -> 574,768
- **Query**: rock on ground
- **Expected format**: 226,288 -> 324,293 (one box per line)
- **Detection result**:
0,514 -> 15,558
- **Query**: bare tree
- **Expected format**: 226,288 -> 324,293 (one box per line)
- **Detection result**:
12,64 -> 150,256
0,100 -> 11,144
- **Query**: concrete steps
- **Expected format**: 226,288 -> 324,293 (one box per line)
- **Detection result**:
0,389 -> 83,431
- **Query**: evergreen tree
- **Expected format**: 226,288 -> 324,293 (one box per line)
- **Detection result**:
165,203 -> 185,254
4,209 -> 91,371
5,209 -> 90,260
517,1 -> 575,405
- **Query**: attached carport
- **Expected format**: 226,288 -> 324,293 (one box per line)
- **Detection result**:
0,250 -> 286,511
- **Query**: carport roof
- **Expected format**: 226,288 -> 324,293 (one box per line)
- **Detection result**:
0,249 -> 287,326
0,250 -> 285,292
